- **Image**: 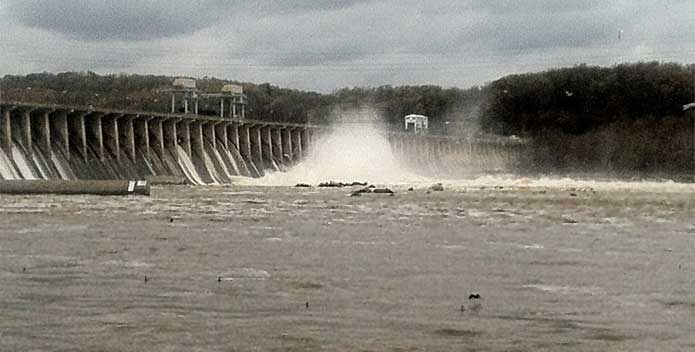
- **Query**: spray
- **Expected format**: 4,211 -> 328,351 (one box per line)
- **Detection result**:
245,106 -> 424,186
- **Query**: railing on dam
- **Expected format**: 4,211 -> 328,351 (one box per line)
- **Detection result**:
0,102 -> 525,183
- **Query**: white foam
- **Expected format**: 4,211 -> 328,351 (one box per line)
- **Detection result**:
434,175 -> 695,194
30,145 -> 51,179
0,148 -> 20,179
11,146 -> 37,179
224,268 -> 270,281
102,260 -> 154,268
176,145 -> 205,185
220,145 -> 241,175
522,284 -> 603,296
245,122 -> 423,186
51,153 -> 73,180
519,244 -> 544,250
202,147 -> 222,184
435,244 -> 466,250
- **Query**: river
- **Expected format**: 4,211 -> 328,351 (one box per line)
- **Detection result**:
1,178 -> 694,351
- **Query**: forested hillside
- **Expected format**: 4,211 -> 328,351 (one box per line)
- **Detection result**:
481,62 -> 695,136
478,62 -> 695,175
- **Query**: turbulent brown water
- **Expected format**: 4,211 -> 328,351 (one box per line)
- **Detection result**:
1,181 -> 695,351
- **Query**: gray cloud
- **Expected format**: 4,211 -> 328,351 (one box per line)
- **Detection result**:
1,0 -> 695,91
4,0 -> 226,41
2,0 -> 373,41
457,13 -> 615,52
463,0 -> 605,14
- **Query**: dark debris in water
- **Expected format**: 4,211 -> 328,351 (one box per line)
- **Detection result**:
278,333 -> 319,347
372,188 -> 395,194
288,281 -> 323,290
586,331 -> 632,342
429,183 -> 445,192
562,216 -> 579,224
348,189 -> 368,197
318,181 -> 368,188
434,328 -> 481,338
658,299 -> 695,309
347,186 -> 394,197
242,199 -> 267,205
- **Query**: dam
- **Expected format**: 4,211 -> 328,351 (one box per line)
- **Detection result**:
0,102 -> 522,184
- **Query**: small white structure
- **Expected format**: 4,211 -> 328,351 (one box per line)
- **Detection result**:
404,114 -> 429,133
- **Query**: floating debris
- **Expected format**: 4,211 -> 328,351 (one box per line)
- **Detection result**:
429,183 -> 444,192
318,181 -> 368,188
350,187 -> 372,196
242,199 -> 267,205
461,293 -> 483,314
562,217 -> 578,224
372,188 -> 394,194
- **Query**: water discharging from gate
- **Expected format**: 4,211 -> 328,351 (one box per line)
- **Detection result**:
248,123 -> 424,186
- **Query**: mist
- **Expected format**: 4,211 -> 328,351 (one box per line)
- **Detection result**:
245,107 -> 423,186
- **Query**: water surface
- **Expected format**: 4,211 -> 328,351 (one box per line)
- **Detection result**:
1,181 -> 694,351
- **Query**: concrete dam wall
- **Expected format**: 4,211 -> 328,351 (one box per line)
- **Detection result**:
0,103 -> 523,184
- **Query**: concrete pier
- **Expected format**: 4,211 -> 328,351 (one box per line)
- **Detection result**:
0,180 -> 150,196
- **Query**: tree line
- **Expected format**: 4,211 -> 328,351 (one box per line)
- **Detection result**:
480,62 -> 695,136
478,62 -> 695,176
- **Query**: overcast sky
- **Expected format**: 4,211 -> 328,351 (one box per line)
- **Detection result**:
1,0 -> 694,92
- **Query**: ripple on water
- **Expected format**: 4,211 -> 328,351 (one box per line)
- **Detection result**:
101,260 -> 154,268
223,191 -> 265,196
434,244 -> 466,250
488,241 -> 545,251
518,244 -> 545,250
221,268 -> 271,281
241,199 -> 267,205
522,284 -> 603,296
